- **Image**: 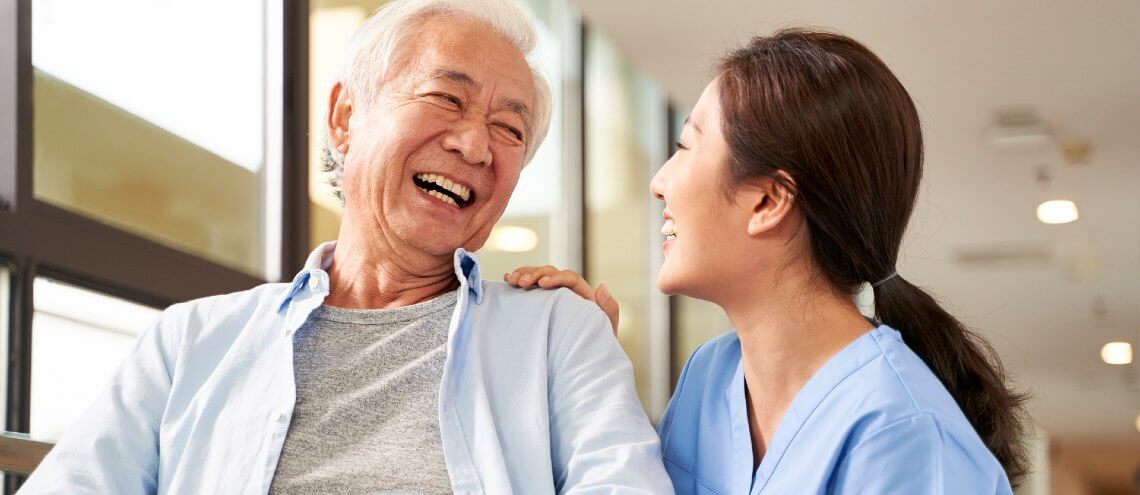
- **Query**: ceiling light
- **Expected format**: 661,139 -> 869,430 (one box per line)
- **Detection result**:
1135,414 -> 1140,433
986,107 -> 1051,152
487,225 -> 538,253
1037,200 -> 1079,224
1100,342 -> 1132,365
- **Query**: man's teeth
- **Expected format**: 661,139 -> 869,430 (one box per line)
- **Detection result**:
661,219 -> 677,239
426,189 -> 458,206
415,173 -> 471,202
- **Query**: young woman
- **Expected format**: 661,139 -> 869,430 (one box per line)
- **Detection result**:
507,29 -> 1028,494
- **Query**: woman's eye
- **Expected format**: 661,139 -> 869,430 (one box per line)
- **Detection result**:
674,141 -> 688,151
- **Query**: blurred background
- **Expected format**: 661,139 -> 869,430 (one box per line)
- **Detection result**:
0,0 -> 1137,493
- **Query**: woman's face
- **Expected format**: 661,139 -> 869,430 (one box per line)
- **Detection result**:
652,80 -> 766,301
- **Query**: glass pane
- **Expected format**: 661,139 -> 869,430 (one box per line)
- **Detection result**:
672,296 -> 731,380
30,278 -> 161,441
307,0 -> 571,280
585,30 -> 665,413
33,0 -> 270,277
307,4 -> 364,251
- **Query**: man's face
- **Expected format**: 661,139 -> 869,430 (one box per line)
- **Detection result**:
336,15 -> 536,257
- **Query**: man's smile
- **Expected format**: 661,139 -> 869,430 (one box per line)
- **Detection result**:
413,172 -> 476,208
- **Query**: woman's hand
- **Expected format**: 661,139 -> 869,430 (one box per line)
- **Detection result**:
504,266 -> 619,335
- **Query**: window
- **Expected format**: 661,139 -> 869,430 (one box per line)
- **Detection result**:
32,0 -> 276,278
584,30 -> 670,419
1,0 -> 303,486
29,278 -> 160,441
307,4 -> 365,251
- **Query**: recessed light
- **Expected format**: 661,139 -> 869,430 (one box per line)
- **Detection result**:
1100,342 -> 1133,365
1037,200 -> 1079,224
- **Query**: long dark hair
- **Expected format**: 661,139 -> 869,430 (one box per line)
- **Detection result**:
716,29 -> 1030,485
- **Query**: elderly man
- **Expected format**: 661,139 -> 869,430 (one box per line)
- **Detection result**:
20,0 -> 671,493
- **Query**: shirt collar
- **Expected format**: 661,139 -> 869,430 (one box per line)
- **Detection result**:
276,241 -> 484,312
452,247 -> 484,304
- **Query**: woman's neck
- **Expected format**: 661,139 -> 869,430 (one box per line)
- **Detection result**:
719,269 -> 872,468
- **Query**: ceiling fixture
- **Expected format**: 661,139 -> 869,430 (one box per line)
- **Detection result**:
1034,167 -> 1079,225
1059,139 -> 1093,165
487,225 -> 539,253
986,107 -> 1051,151
1100,342 -> 1133,365
1036,199 -> 1079,224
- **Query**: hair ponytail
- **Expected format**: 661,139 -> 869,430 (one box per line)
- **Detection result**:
874,276 -> 1030,484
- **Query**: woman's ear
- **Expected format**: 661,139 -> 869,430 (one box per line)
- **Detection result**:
327,82 -> 353,156
745,173 -> 797,236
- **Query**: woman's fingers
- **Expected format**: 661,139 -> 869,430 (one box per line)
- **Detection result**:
504,265 -> 559,288
536,270 -> 594,300
595,284 -> 620,336
505,267 -> 596,302
505,266 -> 618,335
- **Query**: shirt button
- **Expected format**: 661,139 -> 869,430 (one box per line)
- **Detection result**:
269,410 -> 286,423
308,276 -> 322,291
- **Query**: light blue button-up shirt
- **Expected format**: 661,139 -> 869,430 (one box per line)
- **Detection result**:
22,242 -> 672,494
658,326 -> 1012,494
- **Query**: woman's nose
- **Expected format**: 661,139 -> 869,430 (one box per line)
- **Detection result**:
650,163 -> 667,201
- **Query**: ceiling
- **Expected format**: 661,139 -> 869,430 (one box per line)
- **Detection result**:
571,0 -> 1140,439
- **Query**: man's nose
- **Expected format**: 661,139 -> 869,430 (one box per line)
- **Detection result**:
441,118 -> 493,167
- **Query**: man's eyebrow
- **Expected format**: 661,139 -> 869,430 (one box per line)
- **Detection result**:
684,116 -> 702,134
430,67 -> 480,89
502,97 -> 533,133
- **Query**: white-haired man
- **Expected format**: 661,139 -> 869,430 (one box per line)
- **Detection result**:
20,0 -> 672,493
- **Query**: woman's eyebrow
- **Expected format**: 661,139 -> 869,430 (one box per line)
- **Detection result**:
685,116 -> 702,134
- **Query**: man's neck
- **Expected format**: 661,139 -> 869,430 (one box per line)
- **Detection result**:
322,220 -> 460,310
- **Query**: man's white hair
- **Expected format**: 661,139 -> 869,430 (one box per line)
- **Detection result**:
322,0 -> 554,202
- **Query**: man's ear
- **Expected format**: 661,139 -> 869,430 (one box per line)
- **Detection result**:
744,173 -> 797,236
327,82 -> 353,156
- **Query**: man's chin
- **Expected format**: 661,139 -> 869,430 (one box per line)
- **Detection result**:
390,229 -> 465,258
420,240 -> 466,258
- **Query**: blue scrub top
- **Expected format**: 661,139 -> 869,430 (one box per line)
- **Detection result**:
657,325 -> 1013,494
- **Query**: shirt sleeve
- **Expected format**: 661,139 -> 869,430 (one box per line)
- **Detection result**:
547,306 -> 674,494
829,413 -> 1009,495
20,308 -> 182,494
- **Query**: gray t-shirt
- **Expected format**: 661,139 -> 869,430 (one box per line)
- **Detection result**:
268,290 -> 458,495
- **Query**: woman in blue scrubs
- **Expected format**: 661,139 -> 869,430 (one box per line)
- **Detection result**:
509,29 -> 1028,493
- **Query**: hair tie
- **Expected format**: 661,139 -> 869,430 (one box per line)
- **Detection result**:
872,271 -> 897,288
854,272 -> 899,319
